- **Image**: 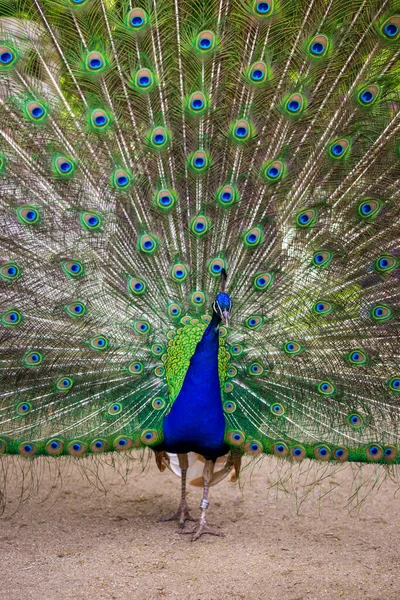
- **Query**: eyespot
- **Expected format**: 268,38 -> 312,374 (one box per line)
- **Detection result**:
248,362 -> 263,376
190,215 -> 211,237
180,316 -> 191,326
195,31 -> 216,52
230,344 -> 244,357
170,263 -> 188,283
64,301 -> 87,318
167,302 -> 182,319
54,156 -> 75,176
283,341 -> 303,356
290,446 -> 306,462
46,439 -> 64,456
85,51 -> 106,72
307,34 -> 329,58
271,403 -> 285,416
216,184 -> 239,207
141,430 -> 158,445
347,349 -> 368,366
243,225 -> 263,248
0,262 -> 21,282
381,16 -> 400,40
148,126 -> 170,150
0,45 -> 17,67
357,84 -> 381,107
113,436 -> 134,451
69,0 -> 88,5
127,361 -> 143,375
224,382 -> 234,393
26,101 -> 47,122
296,208 -> 317,228
231,119 -> 253,143
80,211 -> 102,231
312,250 -> 333,268
16,205 -> 40,225
90,110 -> 111,134
189,150 -> 210,172
1,308 -> 23,327
108,402 -> 122,415
388,377 -> 400,393
246,61 -> 269,85
18,442 -> 38,458
283,93 -> 306,116
154,188 -> 177,211
151,343 -> 164,356
133,320 -> 151,334
91,439 -> 107,453
245,441 -> 263,456
201,315 -> 211,325
357,199 -> 382,220
208,257 -> 226,277
245,315 -> 263,330
253,1 -> 273,17
23,350 -> 44,367
383,446 -> 397,463
317,381 -> 335,396
347,413 -> 363,428
56,377 -> 74,391
111,168 -> 132,190
167,330 -> 176,340
67,441 -> 87,457
366,444 -> 383,461
370,304 -> 392,323
132,67 -> 156,92
126,8 -> 149,30
253,271 -> 274,291
187,91 -> 209,115
128,276 -> 147,296
138,233 -> 158,254
154,366 -> 165,377
16,401 -> 32,416
227,366 -> 238,378
262,159 -> 285,183
328,138 -> 350,159
333,447 -> 349,462
312,300 -> 334,316
273,442 -> 289,457
223,401 -> 236,413
314,445 -> 331,461
60,260 -> 84,278
152,397 -> 166,410
191,291 -> 206,306
374,254 -> 399,274
227,431 -> 245,446
0,439 -> 6,454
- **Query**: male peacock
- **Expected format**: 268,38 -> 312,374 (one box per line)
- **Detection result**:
1,0 -> 400,540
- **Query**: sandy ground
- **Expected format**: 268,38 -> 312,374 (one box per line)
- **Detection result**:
0,454 -> 399,600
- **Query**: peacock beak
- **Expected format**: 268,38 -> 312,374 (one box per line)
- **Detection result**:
222,309 -> 229,327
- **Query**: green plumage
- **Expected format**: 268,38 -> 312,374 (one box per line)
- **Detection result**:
0,0 -> 400,478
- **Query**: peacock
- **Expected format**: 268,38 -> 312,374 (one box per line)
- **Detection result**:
0,0 -> 400,541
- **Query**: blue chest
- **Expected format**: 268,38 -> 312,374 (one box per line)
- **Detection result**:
161,318 -> 228,459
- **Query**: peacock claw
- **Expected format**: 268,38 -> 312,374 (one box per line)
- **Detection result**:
160,503 -> 197,528
179,521 -> 225,541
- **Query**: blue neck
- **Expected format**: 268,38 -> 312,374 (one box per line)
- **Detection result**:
160,311 -> 228,459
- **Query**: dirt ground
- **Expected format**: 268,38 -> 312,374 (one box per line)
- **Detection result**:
0,454 -> 399,600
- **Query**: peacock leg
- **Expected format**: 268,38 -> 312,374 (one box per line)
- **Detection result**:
180,459 -> 224,540
160,453 -> 197,527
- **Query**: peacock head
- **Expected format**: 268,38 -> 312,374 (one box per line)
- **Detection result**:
213,292 -> 232,326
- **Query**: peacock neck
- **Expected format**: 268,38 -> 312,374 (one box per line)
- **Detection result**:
160,309 -> 228,459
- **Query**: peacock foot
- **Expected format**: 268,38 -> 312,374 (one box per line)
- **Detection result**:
179,519 -> 225,541
160,502 -> 197,528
